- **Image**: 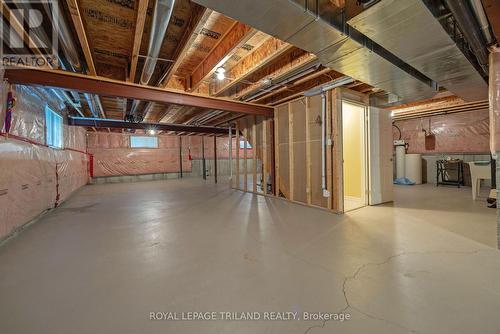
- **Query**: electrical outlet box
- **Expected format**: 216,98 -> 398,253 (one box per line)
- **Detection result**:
323,189 -> 331,198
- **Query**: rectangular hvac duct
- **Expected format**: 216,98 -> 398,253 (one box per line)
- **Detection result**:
193,0 -> 437,103
348,0 -> 488,101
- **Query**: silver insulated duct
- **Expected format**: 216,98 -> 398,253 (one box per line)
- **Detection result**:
348,0 -> 487,101
193,0 -> 438,104
141,0 -> 176,85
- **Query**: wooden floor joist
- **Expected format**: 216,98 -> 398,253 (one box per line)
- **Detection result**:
188,22 -> 256,92
4,68 -> 274,116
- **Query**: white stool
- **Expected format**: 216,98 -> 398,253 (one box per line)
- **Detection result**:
467,161 -> 491,200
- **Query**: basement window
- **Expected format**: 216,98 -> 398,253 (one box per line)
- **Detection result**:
130,136 -> 158,148
239,140 -> 252,149
45,106 -> 63,149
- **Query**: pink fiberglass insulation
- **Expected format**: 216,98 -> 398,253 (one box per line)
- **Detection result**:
393,109 -> 490,154
86,132 -> 254,177
0,84 -> 89,239
490,50 -> 500,155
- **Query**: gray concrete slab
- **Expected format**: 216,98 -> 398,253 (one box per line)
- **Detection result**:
0,179 -> 499,333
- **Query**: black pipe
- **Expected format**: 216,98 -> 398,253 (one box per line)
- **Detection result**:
179,136 -> 183,179
202,137 -> 206,180
443,0 -> 489,74
214,136 -> 218,184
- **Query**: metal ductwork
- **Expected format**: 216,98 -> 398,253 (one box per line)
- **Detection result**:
348,0 -> 488,101
193,0 -> 437,104
468,0 -> 494,45
140,0 -> 176,85
442,0 -> 489,73
128,0 -> 176,121
42,1 -> 82,71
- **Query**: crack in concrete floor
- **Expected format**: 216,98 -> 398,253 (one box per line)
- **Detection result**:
302,249 -> 486,334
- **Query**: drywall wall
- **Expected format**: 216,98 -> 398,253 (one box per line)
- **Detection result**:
0,84 -> 88,240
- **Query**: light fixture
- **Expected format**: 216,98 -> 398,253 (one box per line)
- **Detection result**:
215,67 -> 226,80
148,129 -> 156,135
261,78 -> 272,86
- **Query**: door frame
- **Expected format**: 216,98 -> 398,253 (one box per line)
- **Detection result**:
332,88 -> 370,213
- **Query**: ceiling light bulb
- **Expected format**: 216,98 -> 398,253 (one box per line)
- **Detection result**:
215,67 -> 226,74
149,129 -> 156,135
216,71 -> 225,80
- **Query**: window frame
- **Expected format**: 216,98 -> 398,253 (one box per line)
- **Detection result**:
129,135 -> 159,149
45,105 -> 63,149
239,140 -> 252,149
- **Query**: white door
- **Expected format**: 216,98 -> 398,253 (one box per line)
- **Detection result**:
369,107 -> 394,204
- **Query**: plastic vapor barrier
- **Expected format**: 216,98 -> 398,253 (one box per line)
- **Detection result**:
490,50 -> 500,155
0,84 -> 88,240
86,132 -> 245,178
393,109 -> 490,154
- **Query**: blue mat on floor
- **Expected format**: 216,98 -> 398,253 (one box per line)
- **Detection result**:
394,177 -> 416,185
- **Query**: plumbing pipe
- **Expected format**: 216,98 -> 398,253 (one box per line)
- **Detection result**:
468,0 -> 494,45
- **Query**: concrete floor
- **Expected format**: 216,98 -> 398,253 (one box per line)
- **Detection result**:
393,183 -> 496,247
1,179 -> 500,333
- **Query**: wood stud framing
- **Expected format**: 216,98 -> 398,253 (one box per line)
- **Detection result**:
252,116 -> 257,193
288,103 -> 294,201
305,97 -> 312,205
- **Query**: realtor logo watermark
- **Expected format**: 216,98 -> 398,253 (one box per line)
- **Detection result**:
1,0 -> 58,68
